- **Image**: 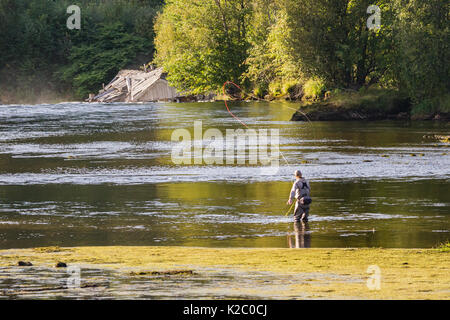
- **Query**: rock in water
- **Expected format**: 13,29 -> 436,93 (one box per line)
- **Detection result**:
55,262 -> 67,268
18,261 -> 33,266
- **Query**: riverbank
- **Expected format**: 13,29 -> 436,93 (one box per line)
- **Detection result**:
290,90 -> 450,121
1,246 -> 448,299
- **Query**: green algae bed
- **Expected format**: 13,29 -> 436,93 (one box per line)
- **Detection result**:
1,246 -> 449,299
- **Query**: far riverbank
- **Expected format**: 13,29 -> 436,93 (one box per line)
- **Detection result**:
288,89 -> 450,122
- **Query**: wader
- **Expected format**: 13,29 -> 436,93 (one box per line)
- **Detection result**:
294,201 -> 309,222
291,178 -> 310,222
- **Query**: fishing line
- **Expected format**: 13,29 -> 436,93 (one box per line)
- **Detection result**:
221,81 -> 365,216
222,81 -> 317,166
226,82 -> 363,180
222,81 -> 293,165
221,81 -> 311,216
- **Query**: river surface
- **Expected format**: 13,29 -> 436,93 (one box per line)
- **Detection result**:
0,101 -> 449,249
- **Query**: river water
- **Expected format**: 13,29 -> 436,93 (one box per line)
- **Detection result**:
0,101 -> 449,249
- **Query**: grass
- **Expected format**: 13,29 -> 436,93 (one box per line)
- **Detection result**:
294,88 -> 450,121
321,88 -> 408,112
411,94 -> 450,116
303,78 -> 326,100
437,241 -> 450,252
291,88 -> 413,121
1,246 -> 449,299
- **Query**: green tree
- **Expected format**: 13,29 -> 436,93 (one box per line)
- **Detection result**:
0,0 -> 70,97
60,22 -> 149,98
154,0 -> 252,94
244,1 -> 299,92
0,0 -> 164,102
281,0 -> 394,89
392,0 -> 449,104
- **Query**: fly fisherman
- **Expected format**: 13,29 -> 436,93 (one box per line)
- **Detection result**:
287,170 -> 311,222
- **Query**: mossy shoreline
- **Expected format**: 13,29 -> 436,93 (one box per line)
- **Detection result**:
290,90 -> 450,122
291,102 -> 450,122
1,246 -> 448,299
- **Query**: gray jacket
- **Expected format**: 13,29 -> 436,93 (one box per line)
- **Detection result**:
290,178 -> 311,201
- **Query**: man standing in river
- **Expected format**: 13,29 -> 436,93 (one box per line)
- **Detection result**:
287,170 -> 311,222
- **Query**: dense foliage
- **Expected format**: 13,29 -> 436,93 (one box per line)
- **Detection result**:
0,0 -> 448,112
0,0 -> 164,101
154,0 -> 251,94
154,0 -> 449,112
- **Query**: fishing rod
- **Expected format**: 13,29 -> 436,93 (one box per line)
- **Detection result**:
222,81 -> 368,218
222,81 -> 314,216
284,200 -> 296,216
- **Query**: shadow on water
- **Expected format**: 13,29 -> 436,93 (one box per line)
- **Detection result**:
287,222 -> 311,248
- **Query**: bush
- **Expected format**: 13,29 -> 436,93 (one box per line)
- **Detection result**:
253,83 -> 268,98
303,78 -> 326,100
359,86 -> 368,94
436,241 -> 450,252
266,79 -> 301,98
411,95 -> 450,115
282,80 -> 300,96
60,22 -> 148,98
331,88 -> 342,96
268,81 -> 283,97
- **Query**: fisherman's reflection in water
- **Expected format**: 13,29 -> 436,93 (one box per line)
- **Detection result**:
287,221 -> 311,248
